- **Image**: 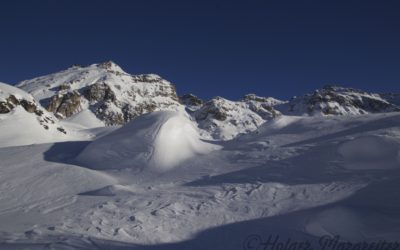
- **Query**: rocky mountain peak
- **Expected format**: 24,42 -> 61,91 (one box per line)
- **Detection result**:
194,96 -> 281,140
242,94 -> 285,106
278,85 -> 400,116
97,60 -> 125,74
179,93 -> 203,107
17,62 -> 181,126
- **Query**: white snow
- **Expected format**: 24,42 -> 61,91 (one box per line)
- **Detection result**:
0,83 -> 86,148
62,109 -> 105,129
77,109 -> 221,171
338,135 -> 400,169
1,78 -> 400,249
0,82 -> 34,102
0,110 -> 399,249
0,107 -> 66,148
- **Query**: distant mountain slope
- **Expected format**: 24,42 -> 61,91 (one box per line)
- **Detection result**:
277,85 -> 400,116
0,82 -> 70,147
194,95 -> 282,140
380,93 -> 400,106
17,61 -> 181,126
14,61 -> 400,140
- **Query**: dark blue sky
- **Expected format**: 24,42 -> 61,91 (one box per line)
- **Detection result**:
1,0 -> 399,100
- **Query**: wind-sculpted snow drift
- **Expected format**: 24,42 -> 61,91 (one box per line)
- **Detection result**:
77,109 -> 221,171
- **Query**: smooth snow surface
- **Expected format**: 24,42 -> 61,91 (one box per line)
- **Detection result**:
338,136 -> 400,169
77,110 -> 221,171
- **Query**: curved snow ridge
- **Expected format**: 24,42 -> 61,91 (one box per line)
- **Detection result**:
76,110 -> 222,171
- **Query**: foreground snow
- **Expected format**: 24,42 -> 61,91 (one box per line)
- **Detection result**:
0,111 -> 399,249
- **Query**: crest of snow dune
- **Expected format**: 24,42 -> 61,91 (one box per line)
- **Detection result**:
76,109 -> 221,171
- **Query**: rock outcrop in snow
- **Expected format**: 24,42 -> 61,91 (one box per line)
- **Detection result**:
17,61 -> 181,125
179,93 -> 204,109
0,82 -> 69,147
277,85 -> 400,116
194,96 -> 281,140
77,110 -> 221,171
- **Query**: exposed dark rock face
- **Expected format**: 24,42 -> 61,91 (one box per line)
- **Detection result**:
0,102 -> 11,113
195,97 -> 228,121
47,91 -> 81,118
180,93 -> 203,107
0,90 -> 66,133
0,95 -> 39,114
59,83 -> 71,91
194,96 -> 281,139
242,94 -> 282,105
246,101 -> 281,119
84,83 -> 116,103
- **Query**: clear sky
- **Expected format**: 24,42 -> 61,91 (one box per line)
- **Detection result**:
0,0 -> 399,100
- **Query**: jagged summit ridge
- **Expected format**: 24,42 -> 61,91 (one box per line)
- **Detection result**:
8,61 -> 400,140
277,85 -> 400,116
194,96 -> 281,140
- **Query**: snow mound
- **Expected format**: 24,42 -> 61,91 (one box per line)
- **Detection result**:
77,110 -> 221,171
338,136 -> 400,170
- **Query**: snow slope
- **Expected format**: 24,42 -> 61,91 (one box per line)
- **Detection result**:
0,82 -> 77,148
77,109 -> 221,171
0,110 -> 399,249
2,71 -> 400,250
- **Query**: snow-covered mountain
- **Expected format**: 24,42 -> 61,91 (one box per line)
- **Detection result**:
14,62 -> 400,141
17,61 -> 181,126
194,95 -> 282,140
1,65 -> 400,249
0,82 -> 70,147
277,85 -> 400,116
16,61 -> 285,140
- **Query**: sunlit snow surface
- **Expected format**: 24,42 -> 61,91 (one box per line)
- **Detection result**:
0,110 -> 400,249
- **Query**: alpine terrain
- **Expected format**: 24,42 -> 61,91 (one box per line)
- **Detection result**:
0,61 -> 399,250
